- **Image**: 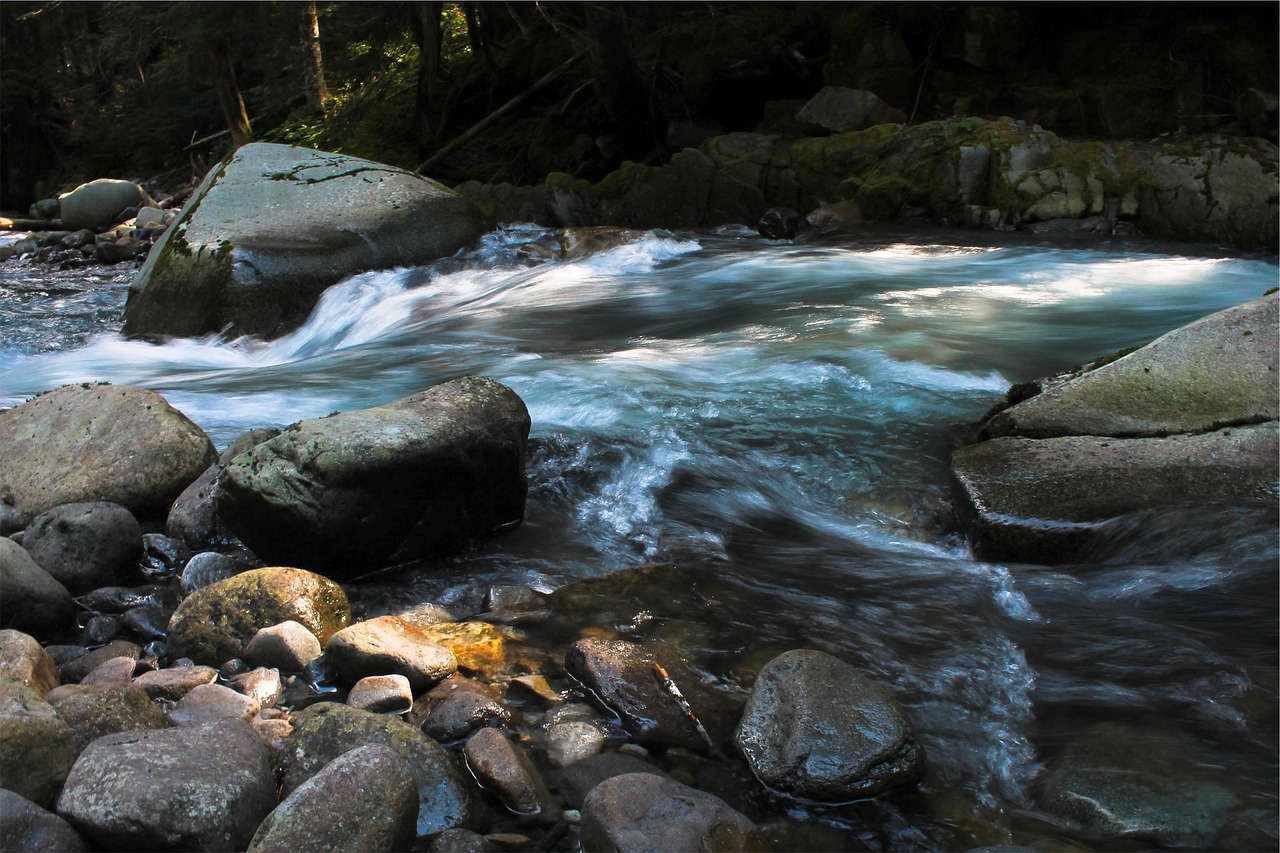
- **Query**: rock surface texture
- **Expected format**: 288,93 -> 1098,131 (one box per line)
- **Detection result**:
122,142 -> 490,340
216,376 -> 530,578
951,292 -> 1280,563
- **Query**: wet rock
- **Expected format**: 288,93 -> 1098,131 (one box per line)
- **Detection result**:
0,537 -> 75,639
245,619 -> 324,672
21,501 -> 142,595
484,585 -> 550,623
228,666 -> 283,709
564,637 -> 721,752
463,727 -> 561,822
123,142 -> 490,340
429,828 -> 502,852
280,701 -> 480,838
542,703 -> 608,768
1039,721 -> 1238,849
805,199 -> 865,232
133,663 -> 218,701
169,682 -> 261,725
324,615 -> 458,692
756,207 -> 804,239
419,621 -> 517,679
45,681 -> 168,754
180,550 -> 255,592
0,788 -> 93,852
797,86 -> 907,133
80,614 -> 119,645
735,648 -> 924,800
558,226 -> 647,260
118,604 -> 172,641
0,629 -> 61,696
79,656 -> 138,685
59,639 -> 141,684
580,772 -> 769,852
168,427 -> 280,550
217,376 -> 530,579
58,179 -> 152,231
0,384 -> 217,530
561,752 -> 671,809
419,675 -> 516,742
0,680 -> 76,806
94,237 -> 145,263
139,532 -> 189,577
249,743 -> 418,852
167,566 -> 350,666
78,583 -> 179,614
56,718 -> 275,851
348,673 -> 414,715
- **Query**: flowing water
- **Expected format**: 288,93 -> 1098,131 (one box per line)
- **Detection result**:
1,225 -> 1276,849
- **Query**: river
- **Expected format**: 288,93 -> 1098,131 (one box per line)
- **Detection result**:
1,224 -> 1276,849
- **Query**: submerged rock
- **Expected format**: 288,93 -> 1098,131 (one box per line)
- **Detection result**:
216,376 -> 530,578
0,384 -> 217,530
463,726 -> 561,822
734,648 -> 923,801
122,142 -> 490,340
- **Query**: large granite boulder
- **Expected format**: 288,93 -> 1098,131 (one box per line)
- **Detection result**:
166,567 -> 350,666
0,384 -> 217,531
122,142 -> 491,340
216,376 -> 530,578
952,292 -> 1280,563
734,649 -> 924,800
58,179 -> 153,231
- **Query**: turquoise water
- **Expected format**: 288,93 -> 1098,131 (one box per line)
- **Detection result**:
1,226 -> 1276,848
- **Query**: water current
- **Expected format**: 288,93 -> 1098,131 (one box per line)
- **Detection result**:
1,225 -> 1276,849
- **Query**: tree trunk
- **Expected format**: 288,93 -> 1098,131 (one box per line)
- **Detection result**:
208,42 -> 253,148
301,1 -> 332,115
410,1 -> 445,161
581,2 -> 659,162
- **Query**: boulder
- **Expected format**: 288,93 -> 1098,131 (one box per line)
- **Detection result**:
463,727 -> 561,822
58,179 -> 152,231
323,615 -> 458,693
248,744 -> 419,853
560,752 -> 670,808
216,376 -> 530,578
244,620 -> 323,672
55,718 -> 276,851
167,427 -> 280,550
21,501 -> 142,595
122,142 -> 490,340
734,649 -> 924,801
59,640 -> 141,684
168,682 -> 261,726
280,701 -> 480,838
226,667 -> 283,710
181,550 -> 255,592
418,675 -> 516,743
952,293 -> 1280,563
45,681 -> 169,754
0,628 -> 60,696
0,384 -> 217,530
0,680 -> 76,806
166,567 -> 350,666
797,86 -> 907,133
348,673 -> 415,715
0,537 -> 76,639
133,664 -> 219,702
79,656 -> 137,685
0,788 -> 93,852
579,772 -> 769,853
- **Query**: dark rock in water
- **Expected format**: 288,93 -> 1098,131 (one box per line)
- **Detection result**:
139,532 -> 189,577
280,701 -> 481,838
60,229 -> 95,250
561,752 -> 671,809
217,376 -> 530,578
0,788 -> 92,852
559,226 -> 648,260
80,614 -> 119,645
418,675 -> 515,743
0,537 -> 75,640
248,743 -> 419,853
0,629 -> 61,696
59,640 -> 141,684
166,566 -> 350,666
78,583 -> 179,614
21,501 -> 142,595
564,636 -> 723,753
133,664 -> 218,702
429,828 -> 501,852
757,206 -> 804,239
0,384 -> 217,530
168,427 -> 280,550
1038,721 -> 1239,849
93,237 -> 145,263
541,703 -> 607,768
463,726 -> 561,822
580,772 -> 769,853
118,604 -> 172,641
734,648 -> 924,801
122,142 -> 490,340
55,718 -> 276,851
324,615 -> 458,693
244,620 -> 323,672
0,680 -> 76,807
180,550 -> 254,592
44,682 -> 168,755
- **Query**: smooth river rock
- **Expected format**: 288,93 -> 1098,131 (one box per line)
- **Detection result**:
0,680 -> 76,806
734,648 -> 924,801
0,788 -> 92,852
45,681 -> 169,754
122,142 -> 490,340
58,178 -> 153,231
0,384 -> 217,530
56,718 -> 276,851
166,567 -> 350,666
0,537 -> 76,639
21,501 -> 142,595
323,615 -> 458,692
0,628 -> 61,696
216,376 -> 530,578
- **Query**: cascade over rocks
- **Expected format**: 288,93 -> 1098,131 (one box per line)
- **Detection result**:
0,384 -> 217,531
216,376 -> 530,579
951,291 -> 1280,563
121,142 -> 491,340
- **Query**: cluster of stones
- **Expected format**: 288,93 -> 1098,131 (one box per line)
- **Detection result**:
1,179 -> 182,267
0,375 -> 933,852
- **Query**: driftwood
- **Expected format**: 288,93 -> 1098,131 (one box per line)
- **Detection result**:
415,51 -> 584,175
0,217 -> 64,231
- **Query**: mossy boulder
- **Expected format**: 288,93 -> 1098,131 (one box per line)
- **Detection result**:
122,142 -> 491,340
166,567 -> 351,666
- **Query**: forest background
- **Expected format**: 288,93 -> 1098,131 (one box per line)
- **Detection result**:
2,1 -> 1276,213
